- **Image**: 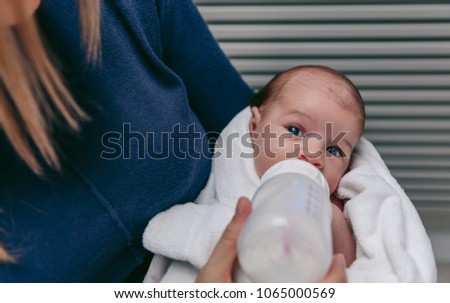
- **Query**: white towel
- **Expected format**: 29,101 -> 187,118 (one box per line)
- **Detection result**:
339,138 -> 436,282
142,107 -> 436,283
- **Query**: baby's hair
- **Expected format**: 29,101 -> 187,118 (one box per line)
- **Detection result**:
249,65 -> 365,128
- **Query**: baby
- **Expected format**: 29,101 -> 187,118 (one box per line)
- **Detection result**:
248,65 -> 365,265
143,65 -> 365,282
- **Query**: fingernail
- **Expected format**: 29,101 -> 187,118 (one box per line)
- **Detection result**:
335,254 -> 347,268
235,199 -> 246,219
235,199 -> 244,219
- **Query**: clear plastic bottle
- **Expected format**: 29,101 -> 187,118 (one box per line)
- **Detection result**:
235,159 -> 333,283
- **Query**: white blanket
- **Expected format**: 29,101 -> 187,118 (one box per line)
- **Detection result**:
142,107 -> 436,283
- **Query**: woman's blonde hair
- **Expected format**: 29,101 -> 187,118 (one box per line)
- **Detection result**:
0,0 -> 101,262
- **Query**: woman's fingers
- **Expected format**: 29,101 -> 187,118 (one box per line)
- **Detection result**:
321,253 -> 348,283
196,197 -> 252,282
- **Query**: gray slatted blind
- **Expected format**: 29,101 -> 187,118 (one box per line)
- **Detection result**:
194,0 -> 450,210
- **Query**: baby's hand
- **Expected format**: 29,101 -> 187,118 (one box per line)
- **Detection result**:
330,198 -> 356,266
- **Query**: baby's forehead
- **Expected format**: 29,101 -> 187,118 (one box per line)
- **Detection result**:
274,73 -> 350,109
278,71 -> 362,115
282,69 -> 344,91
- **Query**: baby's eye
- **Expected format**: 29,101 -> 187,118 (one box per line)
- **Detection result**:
287,126 -> 303,137
327,146 -> 342,157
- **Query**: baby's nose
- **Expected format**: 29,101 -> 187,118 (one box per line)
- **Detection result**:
297,136 -> 325,169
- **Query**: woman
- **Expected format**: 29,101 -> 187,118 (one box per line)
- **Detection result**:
0,0 -> 252,282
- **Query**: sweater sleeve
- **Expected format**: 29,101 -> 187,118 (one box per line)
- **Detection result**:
156,0 -> 254,134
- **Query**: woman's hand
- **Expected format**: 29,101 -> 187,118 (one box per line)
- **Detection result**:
321,254 -> 348,283
196,197 -> 348,283
196,197 -> 252,282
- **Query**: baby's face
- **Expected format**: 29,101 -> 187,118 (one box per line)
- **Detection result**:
249,78 -> 363,194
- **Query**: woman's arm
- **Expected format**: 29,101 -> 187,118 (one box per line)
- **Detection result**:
156,0 -> 254,133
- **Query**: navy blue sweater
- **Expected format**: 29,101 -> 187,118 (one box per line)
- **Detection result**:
0,0 -> 252,282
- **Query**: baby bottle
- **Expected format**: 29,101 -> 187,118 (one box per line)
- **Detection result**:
235,159 -> 333,282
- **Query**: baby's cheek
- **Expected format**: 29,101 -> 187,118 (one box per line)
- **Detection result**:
326,175 -> 340,196
253,154 -> 274,178
327,163 -> 348,194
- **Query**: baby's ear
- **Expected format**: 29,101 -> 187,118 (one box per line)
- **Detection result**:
249,106 -> 261,132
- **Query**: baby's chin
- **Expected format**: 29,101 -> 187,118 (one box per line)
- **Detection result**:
330,193 -> 344,212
